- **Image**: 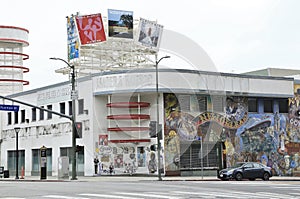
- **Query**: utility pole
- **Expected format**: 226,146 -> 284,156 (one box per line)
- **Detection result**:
50,57 -> 77,180
14,127 -> 20,179
155,55 -> 170,181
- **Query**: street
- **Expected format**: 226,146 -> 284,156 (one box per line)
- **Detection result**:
0,179 -> 300,198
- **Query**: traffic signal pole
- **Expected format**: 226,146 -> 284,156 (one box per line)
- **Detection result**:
155,55 -> 170,181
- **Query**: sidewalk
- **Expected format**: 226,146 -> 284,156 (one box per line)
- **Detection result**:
1,175 -> 300,182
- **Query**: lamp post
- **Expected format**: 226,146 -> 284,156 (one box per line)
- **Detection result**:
14,127 -> 20,180
50,57 -> 77,180
155,55 -> 170,181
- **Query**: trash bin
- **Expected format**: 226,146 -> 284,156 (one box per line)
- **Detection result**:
4,170 -> 9,178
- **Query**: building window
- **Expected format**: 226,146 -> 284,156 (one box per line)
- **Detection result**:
7,150 -> 25,175
32,108 -> 36,122
248,98 -> 257,112
32,148 -> 52,176
264,99 -> 273,113
32,149 -> 39,174
60,102 -> 65,115
279,99 -> 288,113
78,99 -> 84,115
68,101 -> 72,116
197,96 -> 207,112
14,112 -> 18,124
40,106 -> 44,120
210,95 -> 225,113
178,95 -> 190,112
47,105 -> 52,119
7,112 -> 12,125
21,109 -> 25,123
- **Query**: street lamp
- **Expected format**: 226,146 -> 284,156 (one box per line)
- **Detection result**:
14,127 -> 20,180
155,55 -> 170,181
50,57 -> 77,180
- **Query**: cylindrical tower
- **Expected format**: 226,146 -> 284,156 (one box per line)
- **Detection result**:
0,25 -> 29,95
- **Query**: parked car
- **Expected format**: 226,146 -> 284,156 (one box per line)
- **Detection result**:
217,162 -> 272,181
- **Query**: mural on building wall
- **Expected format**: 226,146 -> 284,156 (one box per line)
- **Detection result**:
164,93 -> 300,176
2,122 -> 73,140
164,94 -> 185,171
94,140 -> 140,173
147,151 -> 157,173
99,135 -> 108,146
137,146 -> 146,167
288,95 -> 300,142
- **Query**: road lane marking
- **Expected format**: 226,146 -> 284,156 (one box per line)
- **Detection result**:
79,193 -> 141,199
116,192 -> 181,199
43,195 -> 89,199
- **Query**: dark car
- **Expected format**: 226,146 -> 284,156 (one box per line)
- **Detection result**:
218,162 -> 272,181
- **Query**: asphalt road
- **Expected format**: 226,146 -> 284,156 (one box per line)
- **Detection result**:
0,180 -> 300,198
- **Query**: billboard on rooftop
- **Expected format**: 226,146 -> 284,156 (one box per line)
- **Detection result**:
108,9 -> 133,39
76,13 -> 106,45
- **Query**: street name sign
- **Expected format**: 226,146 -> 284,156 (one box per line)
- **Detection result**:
0,104 -> 19,112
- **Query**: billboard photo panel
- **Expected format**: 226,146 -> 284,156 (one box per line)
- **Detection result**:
67,15 -> 80,60
136,18 -> 163,51
108,9 -> 133,39
76,13 -> 106,45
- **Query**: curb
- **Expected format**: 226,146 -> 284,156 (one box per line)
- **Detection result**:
1,176 -> 300,182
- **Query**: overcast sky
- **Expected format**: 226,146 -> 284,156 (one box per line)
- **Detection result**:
2,0 -> 300,90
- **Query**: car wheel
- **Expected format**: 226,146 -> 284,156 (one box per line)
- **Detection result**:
262,172 -> 270,181
235,172 -> 243,181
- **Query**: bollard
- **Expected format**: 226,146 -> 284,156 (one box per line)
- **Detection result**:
20,166 -> 24,179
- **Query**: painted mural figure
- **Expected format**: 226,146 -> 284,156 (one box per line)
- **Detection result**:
98,160 -> 103,175
225,98 -> 238,120
274,112 -> 280,132
165,132 -> 180,171
162,93 -> 300,176
138,150 -> 145,167
278,131 -> 287,155
165,107 -> 182,131
148,151 -> 157,173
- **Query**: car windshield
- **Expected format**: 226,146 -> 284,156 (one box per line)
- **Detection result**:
231,162 -> 245,168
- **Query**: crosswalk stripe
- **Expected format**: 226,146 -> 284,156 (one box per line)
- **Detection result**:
116,192 -> 181,199
175,190 -> 284,199
43,195 -> 89,199
2,189 -> 299,199
0,198 -> 26,199
175,191 -> 240,198
256,192 -> 294,199
79,193 -> 140,199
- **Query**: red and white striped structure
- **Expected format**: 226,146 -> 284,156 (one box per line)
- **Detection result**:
0,26 -> 29,95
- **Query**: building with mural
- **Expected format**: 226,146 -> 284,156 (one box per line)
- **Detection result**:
1,12 -> 300,178
0,68 -> 296,177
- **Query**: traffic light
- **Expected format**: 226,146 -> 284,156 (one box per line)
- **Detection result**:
158,124 -> 162,140
75,122 -> 82,138
149,121 -> 157,138
76,145 -> 84,152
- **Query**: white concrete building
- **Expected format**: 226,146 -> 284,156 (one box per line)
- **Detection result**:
0,68 -> 294,177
